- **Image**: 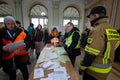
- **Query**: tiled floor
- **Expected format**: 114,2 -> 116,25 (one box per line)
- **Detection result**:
0,48 -> 120,80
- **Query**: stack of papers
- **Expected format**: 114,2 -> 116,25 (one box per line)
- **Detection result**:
40,67 -> 69,80
5,40 -> 25,53
53,67 -> 69,80
33,68 -> 44,79
40,61 -> 61,70
56,47 -> 66,55
49,53 -> 58,59
40,61 -> 54,70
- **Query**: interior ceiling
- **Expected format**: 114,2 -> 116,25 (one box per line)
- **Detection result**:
0,0 -> 92,17
0,2 -> 12,16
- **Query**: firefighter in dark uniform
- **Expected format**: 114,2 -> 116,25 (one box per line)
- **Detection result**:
79,6 -> 120,80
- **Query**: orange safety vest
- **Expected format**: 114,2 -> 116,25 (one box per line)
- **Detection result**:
2,31 -> 27,60
50,37 -> 59,45
51,31 -> 58,37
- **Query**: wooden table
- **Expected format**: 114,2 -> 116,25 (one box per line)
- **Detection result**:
29,44 -> 80,80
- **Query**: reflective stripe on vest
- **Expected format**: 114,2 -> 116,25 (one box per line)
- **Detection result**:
65,31 -> 80,49
2,31 -> 27,60
102,42 -> 111,64
91,63 -> 112,68
115,41 -> 120,50
85,46 -> 100,56
88,66 -> 112,73
106,29 -> 120,40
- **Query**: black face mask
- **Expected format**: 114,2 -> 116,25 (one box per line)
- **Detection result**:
90,19 -> 96,26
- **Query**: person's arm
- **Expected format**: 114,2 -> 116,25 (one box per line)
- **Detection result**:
81,53 -> 96,66
80,29 -> 105,71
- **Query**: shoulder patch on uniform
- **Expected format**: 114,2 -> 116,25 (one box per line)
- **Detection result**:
106,29 -> 120,40
87,37 -> 93,44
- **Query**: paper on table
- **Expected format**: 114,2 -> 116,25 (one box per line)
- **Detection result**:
56,47 -> 66,55
47,62 -> 61,70
40,77 -> 53,80
5,40 -> 24,53
41,67 -> 70,80
53,67 -> 68,80
57,55 -> 70,63
49,53 -> 58,60
33,68 -> 44,79
40,61 -> 54,70
53,71 -> 68,80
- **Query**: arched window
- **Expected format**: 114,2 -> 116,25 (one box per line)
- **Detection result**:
63,7 -> 80,27
30,4 -> 48,28
0,1 -> 12,22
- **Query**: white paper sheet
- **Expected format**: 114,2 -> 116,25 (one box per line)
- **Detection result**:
40,61 -> 54,70
33,68 -> 44,79
47,62 -> 60,70
5,40 -> 25,53
40,77 -> 53,80
49,53 -> 58,59
53,71 -> 68,80
40,61 -> 61,70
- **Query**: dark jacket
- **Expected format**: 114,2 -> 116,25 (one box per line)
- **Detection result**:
33,28 -> 43,42
64,27 -> 81,56
0,29 -> 2,67
43,28 -> 50,43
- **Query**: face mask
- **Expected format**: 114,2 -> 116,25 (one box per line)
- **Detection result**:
90,20 -> 96,26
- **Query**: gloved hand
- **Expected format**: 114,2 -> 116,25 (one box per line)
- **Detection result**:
79,65 -> 87,75
79,65 -> 87,70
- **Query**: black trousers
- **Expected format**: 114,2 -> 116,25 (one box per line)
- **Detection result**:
3,58 -> 29,80
3,59 -> 16,80
68,53 -> 77,66
83,72 -> 96,80
67,49 -> 81,66
17,64 -> 29,80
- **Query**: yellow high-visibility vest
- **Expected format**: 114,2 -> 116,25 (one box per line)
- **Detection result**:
65,31 -> 81,49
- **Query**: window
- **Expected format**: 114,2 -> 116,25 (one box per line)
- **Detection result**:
30,4 -> 48,28
63,7 -> 80,27
0,17 -> 4,22
63,19 -> 70,26
31,18 -> 38,28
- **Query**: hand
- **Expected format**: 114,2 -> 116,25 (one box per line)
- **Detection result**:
2,46 -> 9,52
79,65 -> 87,75
79,70 -> 83,75
2,46 -> 10,55
22,43 -> 26,47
